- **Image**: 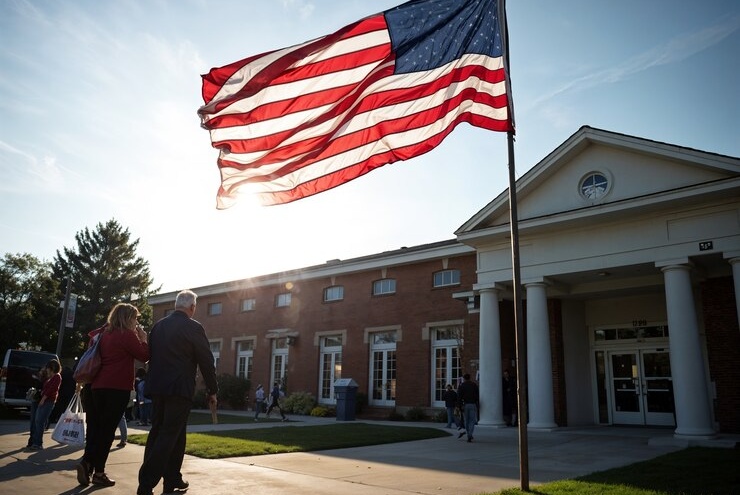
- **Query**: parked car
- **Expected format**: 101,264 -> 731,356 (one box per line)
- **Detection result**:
0,349 -> 59,410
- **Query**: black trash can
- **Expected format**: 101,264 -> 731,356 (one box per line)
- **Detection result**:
334,378 -> 359,421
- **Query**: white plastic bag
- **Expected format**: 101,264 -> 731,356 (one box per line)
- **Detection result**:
51,393 -> 85,446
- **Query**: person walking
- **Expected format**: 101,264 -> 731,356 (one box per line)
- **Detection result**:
265,381 -> 287,421
75,303 -> 149,488
254,384 -> 265,421
117,413 -> 128,448
137,290 -> 219,495
27,359 -> 62,450
442,384 -> 459,428
502,368 -> 517,426
136,369 -> 152,426
456,373 -> 479,443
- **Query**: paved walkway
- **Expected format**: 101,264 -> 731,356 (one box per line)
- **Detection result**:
1,411 -> 736,495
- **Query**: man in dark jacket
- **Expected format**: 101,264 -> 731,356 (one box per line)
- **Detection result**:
137,290 -> 218,495
456,373 -> 479,443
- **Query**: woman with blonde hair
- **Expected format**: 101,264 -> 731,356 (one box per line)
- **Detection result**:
76,303 -> 149,487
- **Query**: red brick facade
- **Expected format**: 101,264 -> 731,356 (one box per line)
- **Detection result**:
701,276 -> 740,433
151,243 -> 480,412
149,243 -> 738,433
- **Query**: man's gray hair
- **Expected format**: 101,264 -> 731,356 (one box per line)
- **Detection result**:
175,289 -> 197,309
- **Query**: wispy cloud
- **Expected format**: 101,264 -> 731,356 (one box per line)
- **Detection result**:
529,14 -> 740,108
281,0 -> 315,20
6,0 -> 51,26
0,140 -> 65,193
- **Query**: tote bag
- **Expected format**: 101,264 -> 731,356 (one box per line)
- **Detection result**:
73,333 -> 102,384
51,393 -> 85,446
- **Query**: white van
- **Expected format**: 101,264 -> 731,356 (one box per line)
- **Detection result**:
0,349 -> 59,410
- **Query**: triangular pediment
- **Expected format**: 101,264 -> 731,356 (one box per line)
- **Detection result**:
457,126 -> 740,237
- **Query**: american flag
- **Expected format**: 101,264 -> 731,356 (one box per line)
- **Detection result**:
199,0 -> 512,208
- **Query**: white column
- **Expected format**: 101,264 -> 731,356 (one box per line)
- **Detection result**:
729,258 -> 740,330
478,288 -> 505,426
525,282 -> 557,429
661,264 -> 715,437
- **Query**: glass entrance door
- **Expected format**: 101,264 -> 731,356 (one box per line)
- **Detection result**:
369,331 -> 397,406
609,350 -> 674,426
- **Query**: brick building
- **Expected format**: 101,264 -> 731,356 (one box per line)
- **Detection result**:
149,240 -> 488,415
150,127 -> 740,434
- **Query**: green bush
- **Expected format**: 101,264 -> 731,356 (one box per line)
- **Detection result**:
405,406 -> 427,421
355,391 -> 367,413
216,374 -> 250,409
310,405 -> 330,417
387,409 -> 404,421
434,409 -> 448,423
193,389 -> 208,409
282,391 -> 316,415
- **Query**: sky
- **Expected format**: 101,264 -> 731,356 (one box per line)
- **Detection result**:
1,0 -> 738,294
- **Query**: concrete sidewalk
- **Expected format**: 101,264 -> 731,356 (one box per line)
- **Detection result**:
0,413 -> 734,495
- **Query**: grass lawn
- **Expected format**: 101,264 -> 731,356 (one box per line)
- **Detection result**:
127,412 -> 739,494
128,415 -> 449,459
185,411 -> 263,425
489,447 -> 740,495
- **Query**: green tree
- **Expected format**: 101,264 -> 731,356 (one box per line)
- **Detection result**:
52,219 -> 159,358
0,253 -> 60,353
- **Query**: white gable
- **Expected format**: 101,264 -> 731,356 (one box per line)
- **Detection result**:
459,126 -> 740,232
456,127 -> 740,288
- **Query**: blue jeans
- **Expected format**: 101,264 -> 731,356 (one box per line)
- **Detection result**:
139,402 -> 152,424
463,403 -> 477,440
30,400 -> 55,447
118,414 -> 128,442
445,406 -> 458,427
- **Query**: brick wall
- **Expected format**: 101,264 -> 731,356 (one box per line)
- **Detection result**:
548,299 -> 567,426
701,276 -> 740,434
153,251 -> 479,409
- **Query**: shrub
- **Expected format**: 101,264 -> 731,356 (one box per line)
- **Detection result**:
310,405 -> 330,417
387,409 -> 404,421
355,391 -> 367,413
405,406 -> 427,422
216,374 -> 250,409
282,391 -> 316,415
434,409 -> 448,423
193,389 -> 208,409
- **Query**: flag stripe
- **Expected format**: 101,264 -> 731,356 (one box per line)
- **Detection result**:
218,101 -> 502,207
199,0 -> 512,208
211,53 -> 505,157
214,65 -> 507,173
200,17 -> 389,117
218,99 -> 506,191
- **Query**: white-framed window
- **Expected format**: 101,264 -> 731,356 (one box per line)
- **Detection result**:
275,293 -> 292,307
372,278 -> 396,295
319,335 -> 343,403
208,302 -> 222,316
235,339 -> 254,380
323,286 -> 344,302
369,330 -> 397,405
433,269 -> 461,287
271,338 -> 289,390
430,325 -> 463,406
240,298 -> 256,312
209,341 -> 221,369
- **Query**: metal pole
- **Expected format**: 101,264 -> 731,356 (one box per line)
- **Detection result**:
507,131 -> 529,491
55,277 -> 72,358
